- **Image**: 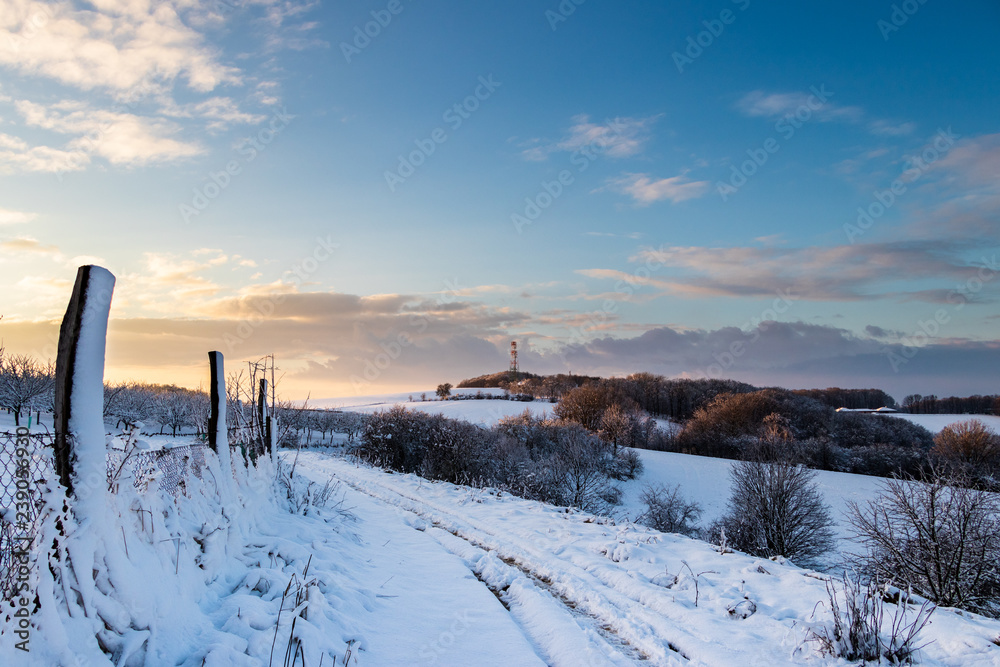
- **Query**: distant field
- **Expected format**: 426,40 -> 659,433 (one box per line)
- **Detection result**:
880,412 -> 1000,434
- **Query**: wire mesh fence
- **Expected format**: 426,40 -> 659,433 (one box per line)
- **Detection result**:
0,430 -> 55,604
1,425 -> 265,600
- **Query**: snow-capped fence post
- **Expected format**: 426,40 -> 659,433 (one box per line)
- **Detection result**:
53,265 -> 115,513
207,350 -> 234,497
208,351 -> 230,460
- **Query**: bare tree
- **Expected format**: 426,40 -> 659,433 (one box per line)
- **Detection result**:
0,353 -> 54,426
847,466 -> 1000,617
103,381 -> 157,429
932,419 -> 1000,488
712,458 -> 836,568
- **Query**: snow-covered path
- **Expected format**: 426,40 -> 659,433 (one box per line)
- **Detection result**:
290,452 -> 1000,667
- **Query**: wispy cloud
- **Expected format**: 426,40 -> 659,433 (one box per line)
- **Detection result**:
620,242 -> 996,302
0,131 -> 90,173
16,99 -> 204,166
0,207 -> 37,225
0,0 -> 318,174
601,172 -> 710,205
159,97 -> 268,133
737,90 -> 915,138
868,119 -> 917,137
737,90 -> 863,123
520,113 -> 661,161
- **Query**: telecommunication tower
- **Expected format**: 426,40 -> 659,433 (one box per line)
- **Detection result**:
509,341 -> 519,380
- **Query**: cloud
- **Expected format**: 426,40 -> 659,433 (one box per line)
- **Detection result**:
868,120 -> 917,137
737,90 -> 863,123
0,1 -> 318,174
0,131 -> 91,173
0,236 -> 62,258
738,90 -> 917,138
531,321 -> 1000,400
16,99 -> 204,166
0,0 -> 239,93
0,207 -> 37,225
159,96 -> 268,132
928,132 -> 1000,191
521,113 -> 661,161
620,241 -> 997,302
602,172 -> 710,205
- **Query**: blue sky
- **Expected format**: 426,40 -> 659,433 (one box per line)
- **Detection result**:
1,0 -> 998,400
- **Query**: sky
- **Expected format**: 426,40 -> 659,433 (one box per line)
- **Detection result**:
0,0 -> 998,402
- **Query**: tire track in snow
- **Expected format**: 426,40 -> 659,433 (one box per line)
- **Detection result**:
327,467 -> 656,666
298,459 -> 754,665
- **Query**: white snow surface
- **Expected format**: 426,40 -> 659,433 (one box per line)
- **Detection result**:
6,391 -> 1000,665
4,442 -> 1000,665
314,391 -> 554,426
880,413 -> 1000,434
287,453 -> 1000,666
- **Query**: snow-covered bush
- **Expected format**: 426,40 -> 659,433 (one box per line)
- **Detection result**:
636,483 -> 702,537
709,459 -> 835,568
352,408 -> 630,514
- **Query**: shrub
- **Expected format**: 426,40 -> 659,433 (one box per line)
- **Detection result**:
636,484 -> 702,536
932,419 -> 1000,487
711,459 -> 836,568
847,466 -> 1000,617
812,572 -> 935,664
354,407 -> 630,515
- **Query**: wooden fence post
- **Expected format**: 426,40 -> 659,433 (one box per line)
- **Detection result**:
53,265 -> 115,505
208,351 -> 225,453
258,378 -> 268,454
207,350 -> 233,489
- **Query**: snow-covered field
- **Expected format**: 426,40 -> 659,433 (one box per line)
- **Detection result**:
313,389 -> 554,426
4,400 -> 1000,665
284,453 -> 1000,666
881,412 -> 1000,434
613,450 -> 888,567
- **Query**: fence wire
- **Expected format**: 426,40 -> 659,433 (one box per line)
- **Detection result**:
0,431 -> 55,604
1,427 -> 260,601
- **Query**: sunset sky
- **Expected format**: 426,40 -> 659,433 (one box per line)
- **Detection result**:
1,0 -> 998,401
